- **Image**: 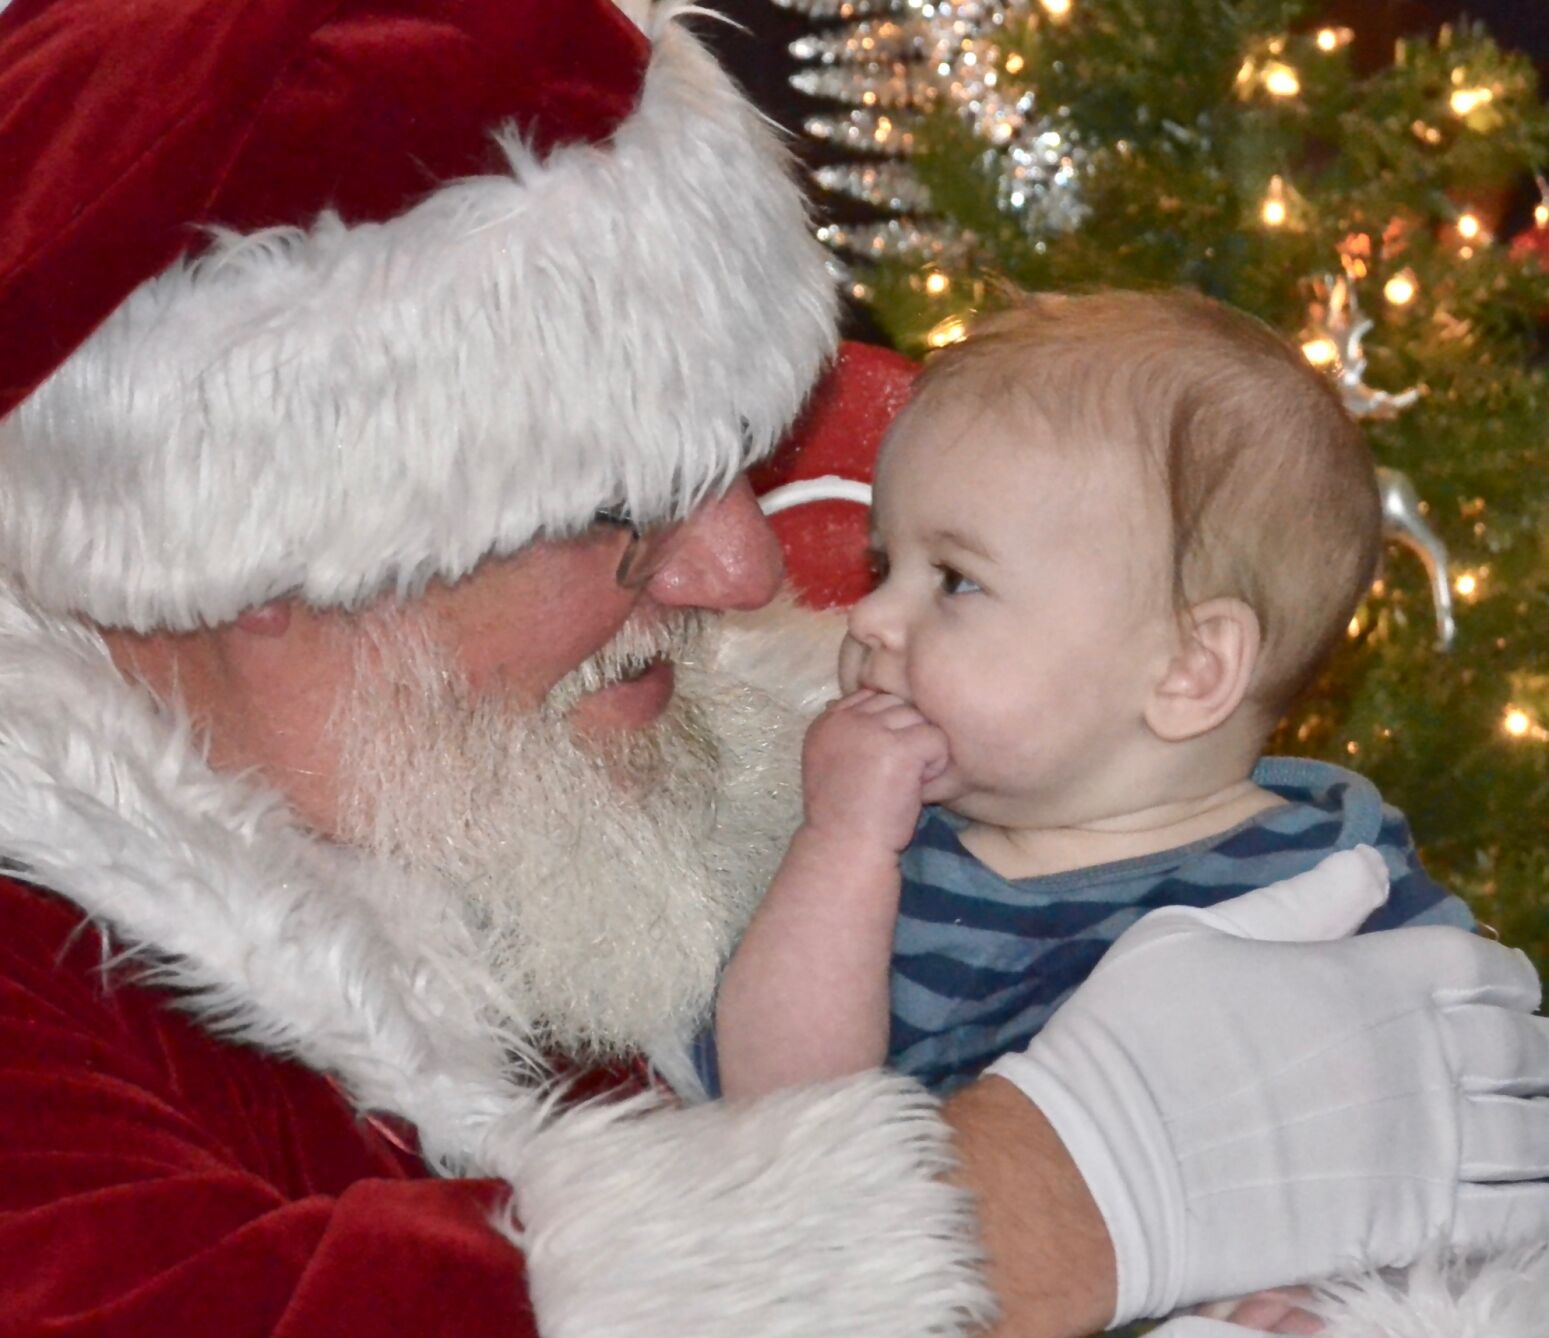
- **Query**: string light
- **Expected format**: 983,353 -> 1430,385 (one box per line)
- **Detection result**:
927,315 -> 969,348
1302,336 -> 1338,367
1502,707 -> 1546,742
1453,567 -> 1487,600
1262,62 -> 1301,97
1454,207 -> 1492,256
1004,52 -> 1025,75
1383,269 -> 1419,306
924,271 -> 951,295
1316,27 -> 1353,52
1450,86 -> 1494,117
1535,176 -> 1549,228
1261,175 -> 1289,227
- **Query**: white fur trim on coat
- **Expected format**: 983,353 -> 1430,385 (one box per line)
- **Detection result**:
498,1075 -> 992,1337
0,586 -> 990,1333
0,10 -> 839,631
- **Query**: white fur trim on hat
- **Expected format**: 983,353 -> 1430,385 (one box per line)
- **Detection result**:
0,10 -> 838,630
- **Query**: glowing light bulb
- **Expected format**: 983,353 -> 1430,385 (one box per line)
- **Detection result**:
924,271 -> 951,296
1450,87 -> 1492,117
1316,27 -> 1352,52
1040,0 -> 1072,17
1536,202 -> 1549,228
1454,572 -> 1477,597
1504,709 -> 1532,738
1457,211 -> 1483,240
1263,63 -> 1301,97
1260,175 -> 1289,227
1384,270 -> 1418,306
927,316 -> 969,348
1004,52 -> 1025,75
1347,615 -> 1361,638
1302,337 -> 1338,367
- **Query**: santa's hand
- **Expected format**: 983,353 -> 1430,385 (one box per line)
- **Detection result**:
986,846 -> 1549,1325
802,690 -> 950,853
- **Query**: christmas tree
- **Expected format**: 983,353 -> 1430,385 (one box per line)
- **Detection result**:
783,0 -> 1549,964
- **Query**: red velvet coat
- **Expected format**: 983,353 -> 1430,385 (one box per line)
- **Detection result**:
0,877 -> 545,1335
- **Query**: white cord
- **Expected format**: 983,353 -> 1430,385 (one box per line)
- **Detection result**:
757,475 -> 873,515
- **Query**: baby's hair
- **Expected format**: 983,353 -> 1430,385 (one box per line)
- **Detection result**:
907,288 -> 1382,718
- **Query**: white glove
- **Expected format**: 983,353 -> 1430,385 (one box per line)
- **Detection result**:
987,846 -> 1549,1326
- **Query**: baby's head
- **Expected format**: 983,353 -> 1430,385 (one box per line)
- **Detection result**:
845,289 -> 1380,826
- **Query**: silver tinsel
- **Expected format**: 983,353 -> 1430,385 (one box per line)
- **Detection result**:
781,0 -> 1090,258
813,162 -> 935,212
772,0 -> 898,19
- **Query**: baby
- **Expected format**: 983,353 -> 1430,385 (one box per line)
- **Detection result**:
709,288 -> 1471,1100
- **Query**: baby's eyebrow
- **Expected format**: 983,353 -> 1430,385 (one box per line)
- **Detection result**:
933,527 -> 995,561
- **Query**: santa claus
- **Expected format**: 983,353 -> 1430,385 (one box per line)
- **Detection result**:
0,1 -> 1545,1334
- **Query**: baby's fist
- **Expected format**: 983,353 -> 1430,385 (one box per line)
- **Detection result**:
802,690 -> 951,852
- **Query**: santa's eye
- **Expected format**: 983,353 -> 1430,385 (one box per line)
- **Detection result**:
937,564 -> 981,596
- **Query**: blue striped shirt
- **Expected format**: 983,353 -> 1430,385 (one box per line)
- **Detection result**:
694,757 -> 1470,1098
891,757 -> 1471,1091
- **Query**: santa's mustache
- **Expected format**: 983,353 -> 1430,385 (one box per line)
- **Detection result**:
542,609 -> 713,717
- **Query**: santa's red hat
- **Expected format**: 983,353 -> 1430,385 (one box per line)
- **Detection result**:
0,0 -> 838,629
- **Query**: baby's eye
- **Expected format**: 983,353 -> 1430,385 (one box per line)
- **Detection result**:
936,564 -> 981,596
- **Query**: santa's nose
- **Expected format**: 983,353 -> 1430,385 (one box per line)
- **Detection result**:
646,478 -> 785,612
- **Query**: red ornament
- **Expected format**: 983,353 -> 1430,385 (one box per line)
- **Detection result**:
1510,222 -> 1549,270
753,342 -> 920,609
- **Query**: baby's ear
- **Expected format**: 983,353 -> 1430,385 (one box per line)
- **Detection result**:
1144,598 -> 1261,743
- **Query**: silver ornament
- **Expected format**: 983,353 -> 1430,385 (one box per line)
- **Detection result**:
1377,466 -> 1456,650
1309,275 -> 1425,420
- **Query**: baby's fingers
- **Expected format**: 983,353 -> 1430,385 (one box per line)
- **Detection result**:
825,688 -> 879,713
871,702 -> 936,732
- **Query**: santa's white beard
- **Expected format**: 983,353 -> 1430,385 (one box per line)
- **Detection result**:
332,611 -> 803,1064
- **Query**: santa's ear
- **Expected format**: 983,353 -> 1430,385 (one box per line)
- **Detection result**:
1144,597 -> 1261,743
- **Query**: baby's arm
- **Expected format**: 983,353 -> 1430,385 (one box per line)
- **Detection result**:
715,690 -> 949,1100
